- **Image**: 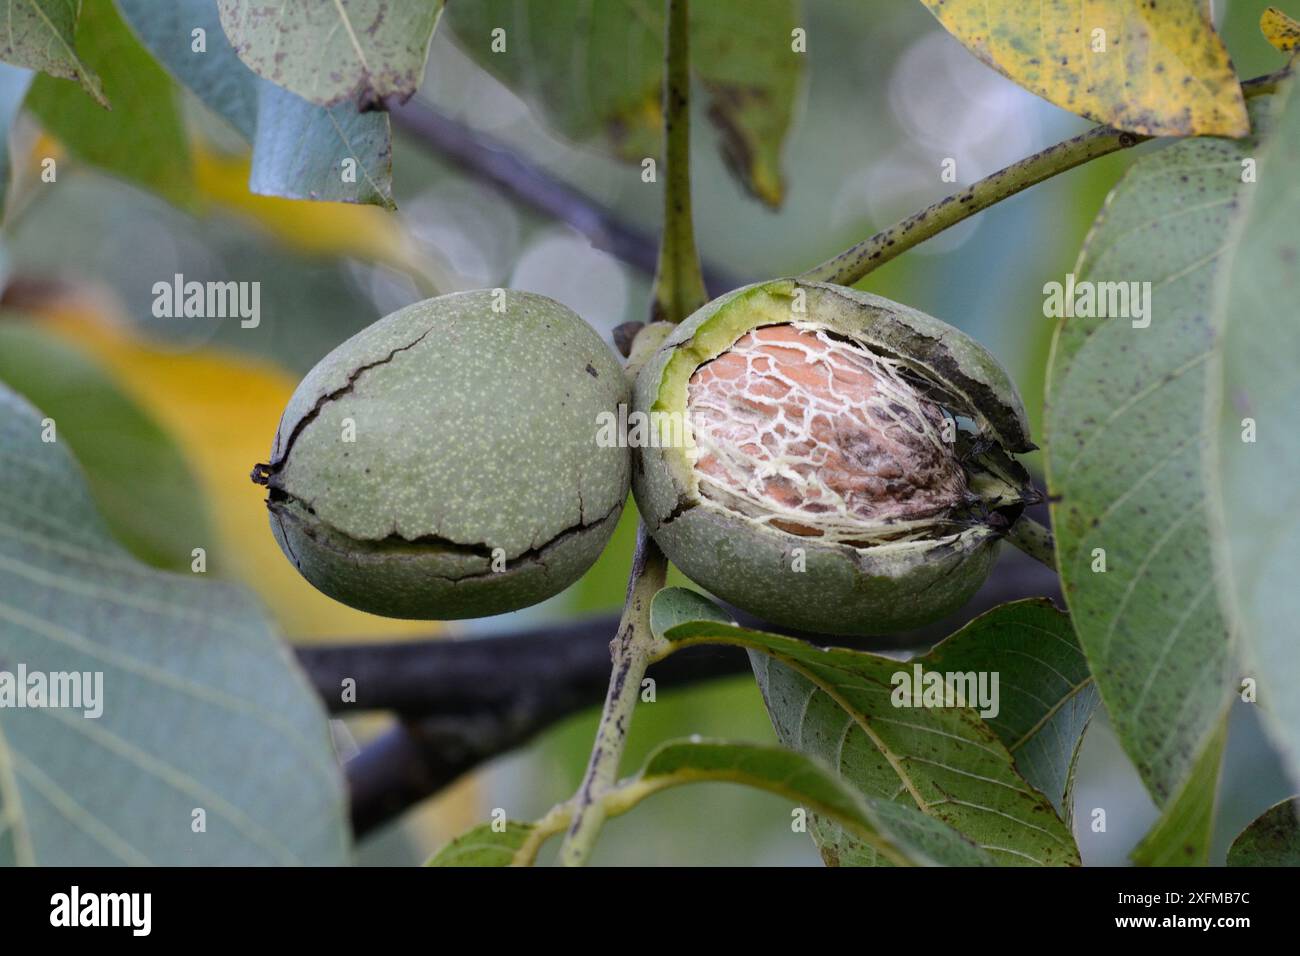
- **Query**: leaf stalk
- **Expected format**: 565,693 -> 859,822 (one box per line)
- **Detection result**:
650,0 -> 708,324
557,528 -> 670,865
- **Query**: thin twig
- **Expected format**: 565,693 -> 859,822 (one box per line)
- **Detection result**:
801,67 -> 1291,288
557,527 -> 670,865
800,124 -> 1146,286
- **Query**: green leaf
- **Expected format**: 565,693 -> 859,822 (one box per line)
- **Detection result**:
0,319 -> 214,572
117,0 -> 257,139
920,0 -> 1247,137
117,0 -> 394,208
651,591 -> 1097,820
1044,98 -> 1274,815
427,737 -> 993,867
1206,76 -> 1300,786
0,62 -> 32,214
24,0 -> 191,206
635,739 -> 991,867
648,584 -> 731,637
251,82 -> 395,208
844,794 -> 994,868
0,0 -> 104,105
427,820 -> 537,867
1227,797 -> 1300,866
444,0 -> 802,208
1130,713 -> 1227,866
653,591 -> 1080,866
215,0 -> 444,108
922,598 -> 1098,820
0,383 -> 348,864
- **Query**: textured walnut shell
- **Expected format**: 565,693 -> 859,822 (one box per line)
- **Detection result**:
255,290 -> 629,619
632,278 -> 1034,636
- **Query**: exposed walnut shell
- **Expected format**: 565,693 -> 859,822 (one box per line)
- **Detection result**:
686,324 -> 966,540
632,278 -> 1036,636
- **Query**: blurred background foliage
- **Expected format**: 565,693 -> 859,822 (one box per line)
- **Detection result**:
0,0 -> 1292,865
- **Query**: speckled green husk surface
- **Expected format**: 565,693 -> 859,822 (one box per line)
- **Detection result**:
260,290 -> 630,619
633,278 -> 1030,636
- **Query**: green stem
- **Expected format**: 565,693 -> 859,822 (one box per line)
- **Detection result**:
1006,516 -> 1056,570
511,778 -> 667,866
801,124 -> 1145,286
1242,65 -> 1294,98
517,761 -> 822,866
801,68 -> 1290,288
554,0 -> 702,867
557,528 -> 670,866
650,0 -> 707,324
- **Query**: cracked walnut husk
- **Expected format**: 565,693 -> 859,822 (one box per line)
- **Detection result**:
252,290 -> 630,619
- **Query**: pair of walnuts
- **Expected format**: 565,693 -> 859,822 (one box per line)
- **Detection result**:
252,279 -> 1035,636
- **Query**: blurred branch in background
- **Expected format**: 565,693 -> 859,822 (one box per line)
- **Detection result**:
386,97 -> 745,297
300,542 -> 1061,837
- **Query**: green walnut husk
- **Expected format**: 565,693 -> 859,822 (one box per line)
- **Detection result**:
632,278 -> 1036,636
253,290 -> 629,619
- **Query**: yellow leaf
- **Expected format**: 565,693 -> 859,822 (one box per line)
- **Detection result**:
25,290 -> 436,642
1261,7 -> 1300,52
920,0 -> 1248,137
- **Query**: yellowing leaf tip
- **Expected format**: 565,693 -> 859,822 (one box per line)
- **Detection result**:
1261,7 -> 1300,53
